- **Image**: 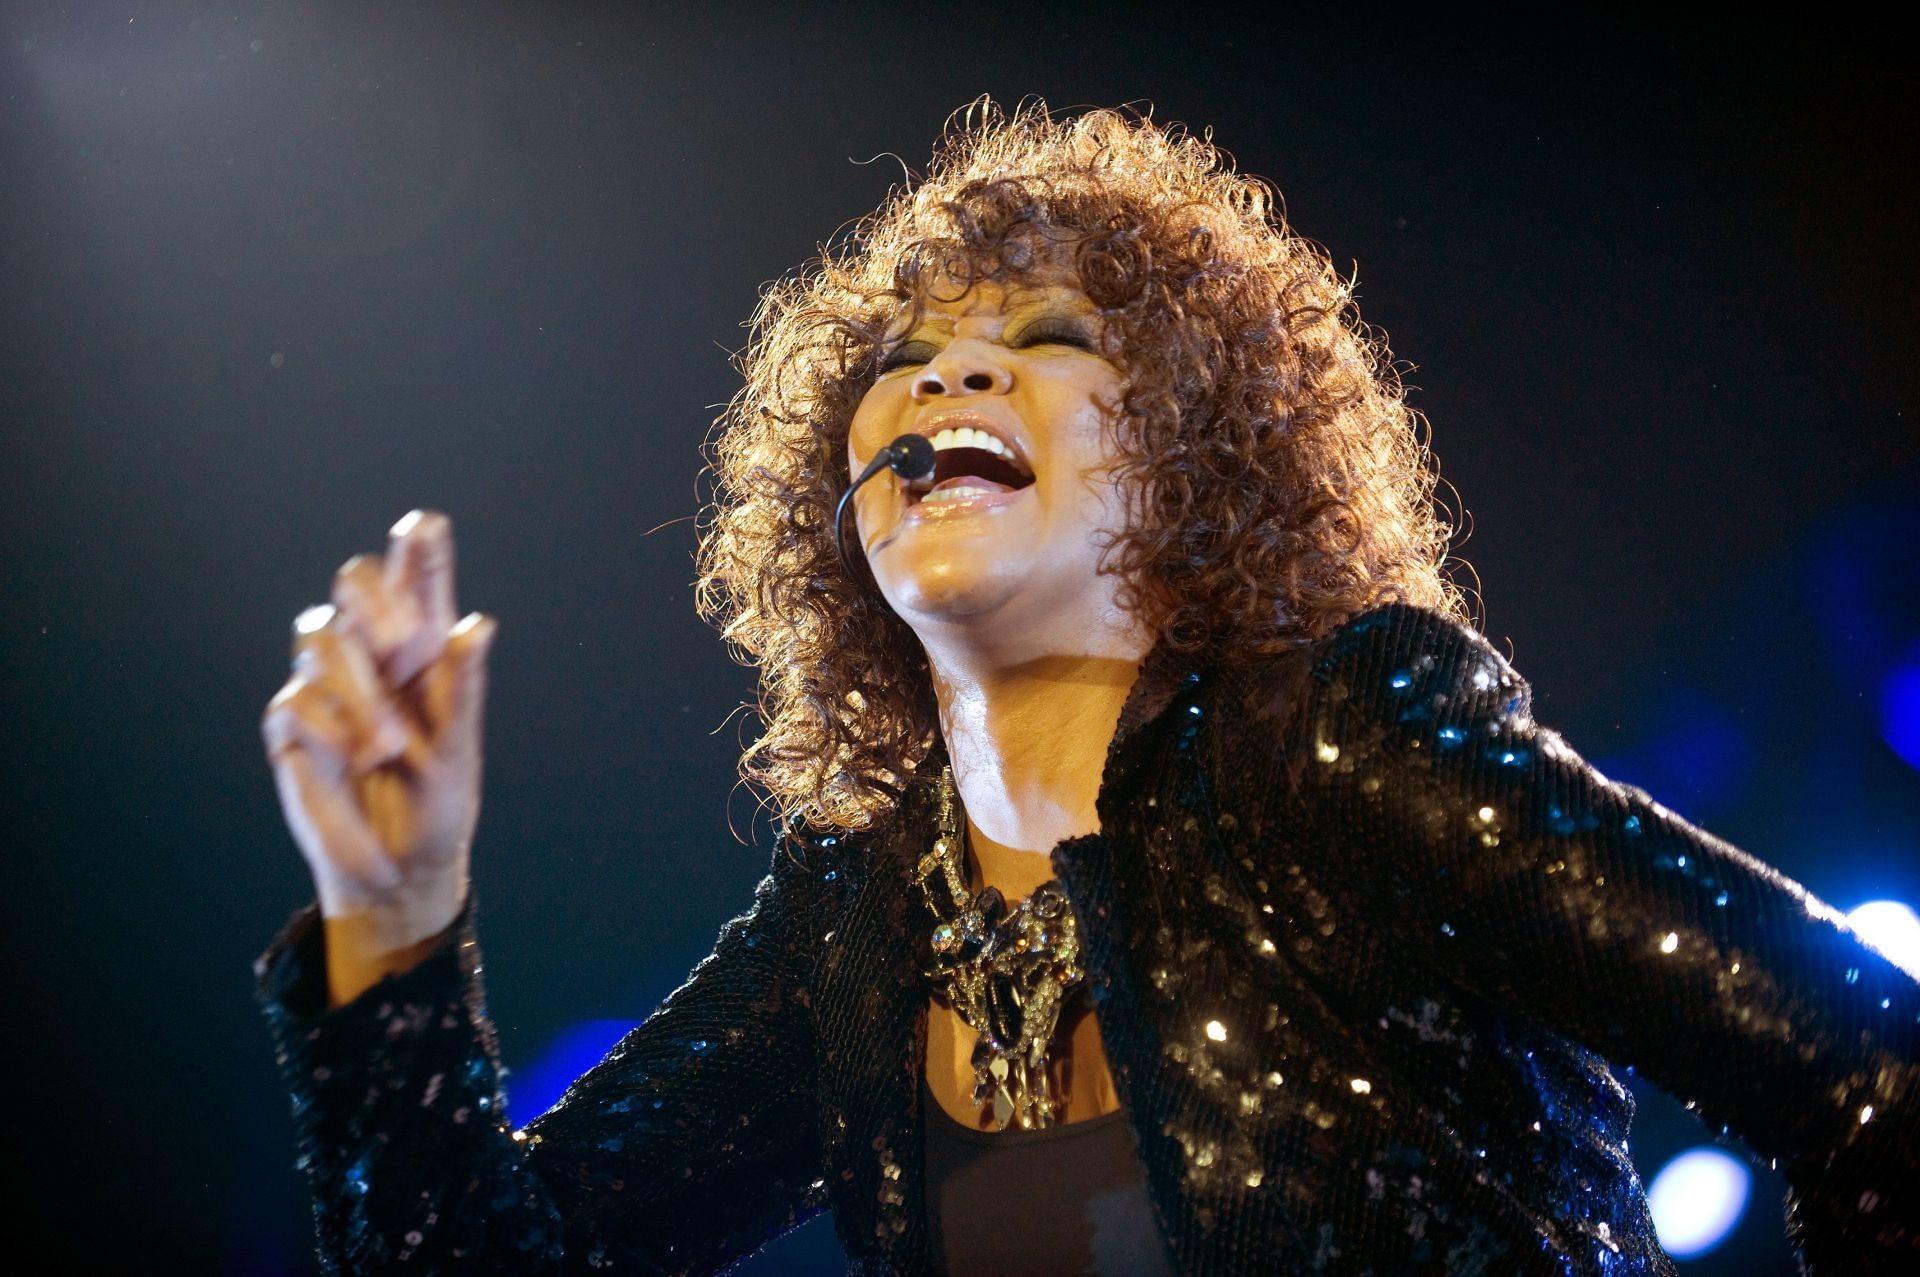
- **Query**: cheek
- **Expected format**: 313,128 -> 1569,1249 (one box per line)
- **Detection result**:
1048,408 -> 1130,537
1048,383 -> 1127,483
848,385 -> 902,463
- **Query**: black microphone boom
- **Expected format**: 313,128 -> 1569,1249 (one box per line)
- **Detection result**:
835,433 -> 936,577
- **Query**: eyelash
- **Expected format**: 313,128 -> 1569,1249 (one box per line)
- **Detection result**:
875,342 -> 938,374
1017,320 -> 1096,351
874,321 -> 1095,374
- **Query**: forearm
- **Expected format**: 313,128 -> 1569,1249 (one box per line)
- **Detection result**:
259,899 -> 566,1271
258,833 -> 838,1274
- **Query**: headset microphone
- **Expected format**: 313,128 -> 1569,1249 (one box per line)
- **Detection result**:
835,433 -> 937,577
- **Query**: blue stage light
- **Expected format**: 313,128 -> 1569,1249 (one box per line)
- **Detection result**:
1882,659 -> 1920,771
1646,1147 -> 1751,1258
1650,714 -> 1750,814
1590,686 -> 1752,821
1846,900 -> 1920,979
510,1019 -> 637,1120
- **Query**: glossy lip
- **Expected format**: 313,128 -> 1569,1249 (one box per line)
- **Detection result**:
893,407 -> 1036,526
900,483 -> 1030,524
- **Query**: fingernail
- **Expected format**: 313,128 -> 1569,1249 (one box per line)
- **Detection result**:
291,605 -> 335,659
451,612 -> 495,646
294,603 -> 336,636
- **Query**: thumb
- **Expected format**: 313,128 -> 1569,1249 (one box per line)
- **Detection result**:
424,611 -> 498,761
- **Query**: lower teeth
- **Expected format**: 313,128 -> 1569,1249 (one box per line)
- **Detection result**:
922,486 -> 995,505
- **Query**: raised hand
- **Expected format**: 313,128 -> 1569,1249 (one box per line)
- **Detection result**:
261,510 -> 498,1005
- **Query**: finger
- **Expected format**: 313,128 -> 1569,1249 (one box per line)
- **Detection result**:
390,509 -> 457,634
295,621 -> 429,775
262,676 -> 353,766
419,611 -> 498,755
290,601 -> 339,661
331,553 -> 416,671
269,740 -> 398,893
384,510 -> 457,686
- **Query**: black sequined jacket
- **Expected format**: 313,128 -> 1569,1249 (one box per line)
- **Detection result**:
257,603 -> 1920,1274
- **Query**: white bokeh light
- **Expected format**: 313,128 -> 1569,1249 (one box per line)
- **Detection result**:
1647,1147 -> 1751,1258
1845,900 -> 1920,979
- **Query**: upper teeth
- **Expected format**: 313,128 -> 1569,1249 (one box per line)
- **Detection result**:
930,426 -> 1014,460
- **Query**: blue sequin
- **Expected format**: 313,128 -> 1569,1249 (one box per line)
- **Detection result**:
344,1154 -> 373,1197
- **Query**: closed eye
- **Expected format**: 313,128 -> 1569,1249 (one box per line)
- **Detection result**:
874,318 -> 1098,375
875,340 -> 939,374
1011,318 -> 1097,351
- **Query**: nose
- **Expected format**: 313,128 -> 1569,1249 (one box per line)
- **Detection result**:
912,339 -> 1013,402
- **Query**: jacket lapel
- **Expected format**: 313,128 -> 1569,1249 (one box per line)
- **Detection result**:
815,774 -> 940,1272
813,633 -> 1203,1273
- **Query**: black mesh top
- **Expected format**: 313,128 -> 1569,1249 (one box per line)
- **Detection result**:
920,1077 -> 1175,1276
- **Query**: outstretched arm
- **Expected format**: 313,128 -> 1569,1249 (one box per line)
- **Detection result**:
256,833 -> 837,1274
1280,603 -> 1918,1271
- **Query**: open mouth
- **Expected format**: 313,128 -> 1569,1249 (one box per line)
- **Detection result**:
904,428 -> 1037,507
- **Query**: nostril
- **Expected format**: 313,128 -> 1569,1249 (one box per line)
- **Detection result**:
962,372 -> 994,391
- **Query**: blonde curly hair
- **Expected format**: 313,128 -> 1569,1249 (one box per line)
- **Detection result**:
695,99 -> 1472,835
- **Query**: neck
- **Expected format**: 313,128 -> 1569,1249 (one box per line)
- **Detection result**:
923,622 -> 1155,900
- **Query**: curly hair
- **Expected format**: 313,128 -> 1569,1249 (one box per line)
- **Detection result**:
695,98 -> 1472,836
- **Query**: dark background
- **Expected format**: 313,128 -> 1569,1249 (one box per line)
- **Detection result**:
3,5 -> 1916,1273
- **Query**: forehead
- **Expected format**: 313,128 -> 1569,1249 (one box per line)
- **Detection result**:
897,272 -> 1092,327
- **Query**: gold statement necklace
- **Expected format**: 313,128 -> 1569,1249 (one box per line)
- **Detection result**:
912,764 -> 1087,1131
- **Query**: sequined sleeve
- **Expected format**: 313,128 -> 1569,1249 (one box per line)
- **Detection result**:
1283,603 -> 1920,1272
254,834 -> 835,1274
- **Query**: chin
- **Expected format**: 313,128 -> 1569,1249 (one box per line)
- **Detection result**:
877,554 -> 1028,626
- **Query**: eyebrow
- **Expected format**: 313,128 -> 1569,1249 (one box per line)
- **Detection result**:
895,290 -> 1095,335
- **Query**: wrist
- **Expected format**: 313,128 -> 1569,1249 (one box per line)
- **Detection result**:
315,871 -> 469,1008
315,864 -> 468,936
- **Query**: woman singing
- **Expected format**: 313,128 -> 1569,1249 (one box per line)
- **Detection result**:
256,102 -> 1918,1273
